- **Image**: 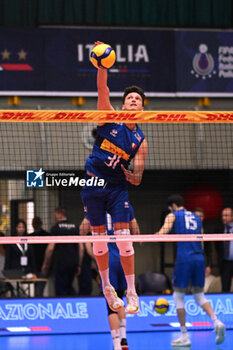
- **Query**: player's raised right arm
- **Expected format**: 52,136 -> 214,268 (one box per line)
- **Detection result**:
97,67 -> 114,126
97,68 -> 114,111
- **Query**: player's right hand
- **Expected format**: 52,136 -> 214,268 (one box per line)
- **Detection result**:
94,41 -> 104,47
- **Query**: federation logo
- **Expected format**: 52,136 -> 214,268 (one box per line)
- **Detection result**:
26,168 -> 45,187
191,44 -> 216,79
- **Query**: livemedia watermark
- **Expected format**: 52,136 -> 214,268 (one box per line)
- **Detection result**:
26,169 -> 105,188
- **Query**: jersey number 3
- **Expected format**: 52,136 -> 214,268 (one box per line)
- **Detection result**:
104,155 -> 121,169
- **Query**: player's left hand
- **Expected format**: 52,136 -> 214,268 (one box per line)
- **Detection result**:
121,164 -> 135,184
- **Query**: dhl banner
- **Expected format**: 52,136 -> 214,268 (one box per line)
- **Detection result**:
0,110 -> 233,123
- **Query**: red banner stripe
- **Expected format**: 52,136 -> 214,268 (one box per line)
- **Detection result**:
1,64 -> 33,71
192,322 -> 212,326
29,327 -> 51,331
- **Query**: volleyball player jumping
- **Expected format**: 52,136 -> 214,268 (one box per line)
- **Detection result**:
81,42 -> 147,314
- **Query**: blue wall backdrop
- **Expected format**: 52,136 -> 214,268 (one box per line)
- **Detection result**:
0,28 -> 233,96
0,294 -> 232,335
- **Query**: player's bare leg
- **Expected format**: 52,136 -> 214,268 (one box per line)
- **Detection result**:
171,307 -> 191,346
192,289 -> 225,345
114,222 -> 139,314
201,301 -> 225,345
92,224 -> 124,312
172,291 -> 191,346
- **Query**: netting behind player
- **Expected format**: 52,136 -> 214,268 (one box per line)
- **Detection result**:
0,119 -> 232,234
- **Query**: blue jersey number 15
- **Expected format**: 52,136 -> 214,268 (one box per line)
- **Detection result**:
184,214 -> 197,230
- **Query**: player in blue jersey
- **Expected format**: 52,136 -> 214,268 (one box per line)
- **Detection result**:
156,194 -> 225,347
81,41 -> 148,315
81,205 -> 140,350
105,205 -> 140,350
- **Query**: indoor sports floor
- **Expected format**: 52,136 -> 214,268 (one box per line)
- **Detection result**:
0,330 -> 232,350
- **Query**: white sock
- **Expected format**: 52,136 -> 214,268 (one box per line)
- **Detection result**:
119,318 -> 126,339
99,268 -> 111,289
211,314 -> 218,326
181,326 -> 187,334
111,329 -> 121,350
125,274 -> 136,293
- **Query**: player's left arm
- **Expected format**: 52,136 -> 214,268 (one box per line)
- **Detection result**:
156,213 -> 175,235
130,218 -> 140,235
121,138 -> 148,186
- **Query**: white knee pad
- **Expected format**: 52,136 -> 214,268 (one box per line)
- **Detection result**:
193,292 -> 208,306
116,241 -> 134,256
92,231 -> 108,256
173,291 -> 185,309
115,229 -> 134,257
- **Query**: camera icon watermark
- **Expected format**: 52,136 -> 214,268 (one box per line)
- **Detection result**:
26,169 -> 45,187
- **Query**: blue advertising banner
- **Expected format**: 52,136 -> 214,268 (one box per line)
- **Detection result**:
1,28 -> 233,96
175,30 -> 233,96
44,28 -> 175,96
0,28 -> 175,96
0,294 -> 232,335
0,29 -> 46,93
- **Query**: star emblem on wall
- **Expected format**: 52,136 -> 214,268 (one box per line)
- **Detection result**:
1,49 -> 11,60
17,49 -> 27,60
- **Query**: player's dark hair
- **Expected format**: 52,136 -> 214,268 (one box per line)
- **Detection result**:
55,207 -> 67,218
122,86 -> 145,106
194,207 -> 204,214
167,194 -> 184,207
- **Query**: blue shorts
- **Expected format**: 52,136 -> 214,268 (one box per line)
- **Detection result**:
81,181 -> 129,226
172,258 -> 205,289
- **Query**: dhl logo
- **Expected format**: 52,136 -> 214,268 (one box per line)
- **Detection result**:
206,113 -> 233,121
0,110 -> 233,123
100,139 -> 130,161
